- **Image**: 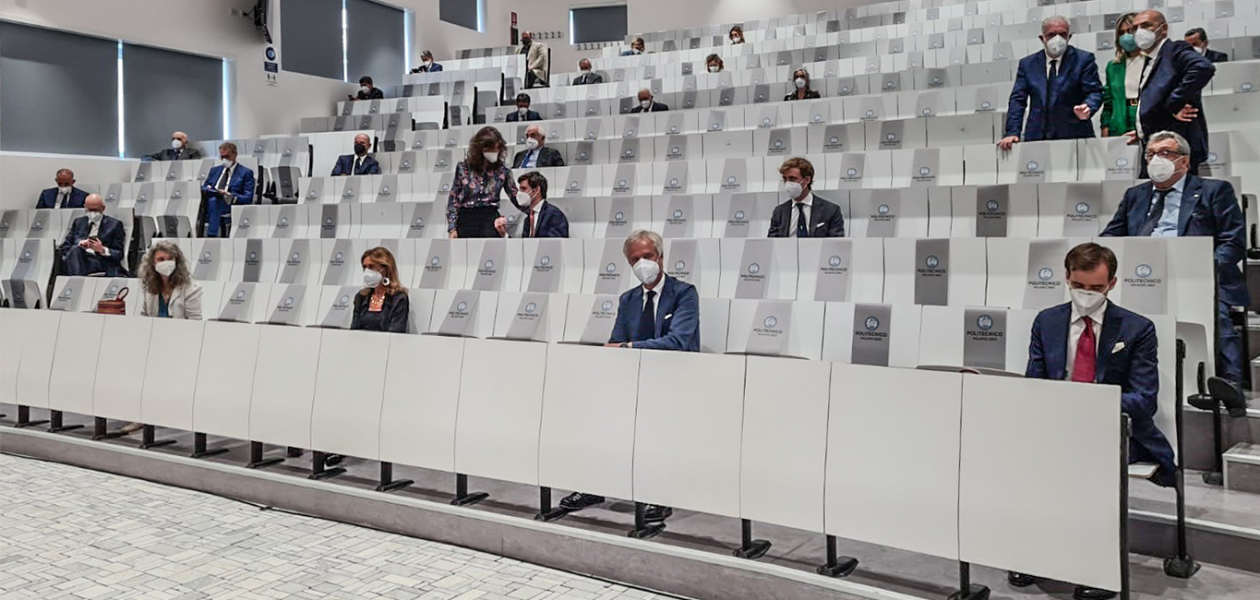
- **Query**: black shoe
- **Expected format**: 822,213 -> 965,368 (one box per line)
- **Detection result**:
324,454 -> 344,467
1008,571 -> 1039,587
1073,585 -> 1116,600
643,504 -> 673,523
559,492 -> 605,511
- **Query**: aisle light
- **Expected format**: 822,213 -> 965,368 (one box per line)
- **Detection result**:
117,41 -> 125,158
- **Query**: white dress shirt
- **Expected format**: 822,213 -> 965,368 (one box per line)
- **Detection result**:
641,273 -> 667,316
1045,56 -> 1060,78
1124,54 -> 1144,99
522,148 -> 540,168
1066,299 -> 1107,378
1151,174 -> 1187,237
786,193 -> 814,237
525,201 -> 544,236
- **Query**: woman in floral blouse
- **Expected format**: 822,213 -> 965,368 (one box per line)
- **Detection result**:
446,126 -> 520,238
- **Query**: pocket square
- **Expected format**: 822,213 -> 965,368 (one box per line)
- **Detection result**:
1112,341 -> 1125,354
664,313 -> 674,320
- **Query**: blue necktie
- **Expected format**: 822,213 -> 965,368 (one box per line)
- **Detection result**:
636,290 -> 657,342
796,203 -> 809,237
1137,188 -> 1171,237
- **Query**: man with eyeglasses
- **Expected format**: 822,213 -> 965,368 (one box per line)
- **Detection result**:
1101,130 -> 1245,384
1127,10 -> 1215,173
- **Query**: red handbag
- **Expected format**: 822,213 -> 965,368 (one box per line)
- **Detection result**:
96,287 -> 129,315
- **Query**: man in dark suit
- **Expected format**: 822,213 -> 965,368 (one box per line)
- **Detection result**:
630,89 -> 668,113
1130,10 -> 1215,172
351,76 -> 384,101
201,142 -> 256,238
35,169 -> 88,209
573,59 -> 603,85
1184,28 -> 1228,63
505,93 -> 542,122
998,16 -> 1104,151
768,157 -> 845,237
145,131 -> 204,161
557,229 -> 699,522
495,171 -> 569,238
58,194 -> 127,277
331,134 -> 381,176
1014,242 -> 1175,599
512,125 -> 565,169
410,50 -> 443,73
1102,130 -> 1246,383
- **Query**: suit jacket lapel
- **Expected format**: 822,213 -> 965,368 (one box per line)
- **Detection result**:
1178,175 -> 1202,235
1095,303 -> 1123,383
1032,52 -> 1048,102
1047,304 -> 1071,380
809,198 -> 826,233
627,286 -> 643,336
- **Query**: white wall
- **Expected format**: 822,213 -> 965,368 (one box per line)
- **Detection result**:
0,152 -> 138,210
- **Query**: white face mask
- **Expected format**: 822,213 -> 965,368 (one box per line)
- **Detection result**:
171,139 -> 184,150
640,99 -> 652,109
632,258 -> 661,285
363,268 -> 383,288
1147,155 -> 1178,183
87,211 -> 103,224
1192,45 -> 1206,54
632,48 -> 642,55
784,181 -> 804,198
525,137 -> 540,151
155,260 -> 176,277
1135,27 -> 1158,50
708,65 -> 720,73
518,107 -> 528,116
1044,35 -> 1068,58
1070,287 -> 1107,315
517,190 -> 535,206
58,186 -> 72,194
360,86 -> 370,94
581,68 -> 591,75
221,157 -> 233,167
423,60 -> 433,66
483,151 -> 499,164
732,36 -> 742,43
794,77 -> 808,89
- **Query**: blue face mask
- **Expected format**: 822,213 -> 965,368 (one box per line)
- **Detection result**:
1118,33 -> 1139,52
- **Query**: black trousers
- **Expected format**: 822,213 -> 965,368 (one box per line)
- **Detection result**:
456,206 -> 501,238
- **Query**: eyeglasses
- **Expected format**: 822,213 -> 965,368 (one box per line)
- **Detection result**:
1143,149 -> 1185,161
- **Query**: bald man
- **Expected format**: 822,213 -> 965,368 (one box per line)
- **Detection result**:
512,124 -> 565,168
331,133 -> 381,176
58,194 -> 128,277
36,169 -> 88,209
518,31 -> 550,88
146,131 -> 203,161
1130,10 -> 1215,171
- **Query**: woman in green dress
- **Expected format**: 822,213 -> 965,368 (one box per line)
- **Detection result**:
1100,13 -> 1142,139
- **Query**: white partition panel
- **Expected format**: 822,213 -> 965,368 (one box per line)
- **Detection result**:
538,344 -> 640,500
378,334 -> 464,472
311,329 -> 389,460
10,310 -> 62,408
633,351 -> 745,518
959,374 -> 1122,592
140,319 -> 206,431
47,312 -> 107,416
825,364 -> 962,560
797,238 -> 884,302
725,299 -> 825,360
248,326 -> 322,449
740,355 -> 829,532
92,316 -> 154,423
191,321 -> 263,440
454,339 -> 548,485
0,310 -> 24,403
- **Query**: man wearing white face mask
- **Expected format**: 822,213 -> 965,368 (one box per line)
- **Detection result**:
768,157 -> 844,238
494,172 -> 569,238
999,16 -> 1104,151
1102,130 -> 1245,383
1183,29 -> 1228,63
1016,242 -> 1175,597
1129,10 -> 1215,173
36,169 -> 87,209
200,142 -> 256,238
505,93 -> 542,122
59,194 -> 128,277
552,230 -> 697,524
350,76 -> 383,101
410,50 -> 444,73
145,131 -> 203,161
512,125 -> 564,169
573,59 -> 603,85
630,88 -> 669,113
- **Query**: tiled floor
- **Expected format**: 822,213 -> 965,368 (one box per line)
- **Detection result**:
0,454 -> 681,600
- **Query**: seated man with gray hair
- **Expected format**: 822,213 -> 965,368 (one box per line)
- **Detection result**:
998,15 -> 1103,151
1101,129 -> 1245,385
630,88 -> 669,113
201,142 -> 256,238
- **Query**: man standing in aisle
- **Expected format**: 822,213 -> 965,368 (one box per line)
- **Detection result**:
1129,10 -> 1215,172
998,16 -> 1104,151
519,31 -> 549,88
1101,130 -> 1245,384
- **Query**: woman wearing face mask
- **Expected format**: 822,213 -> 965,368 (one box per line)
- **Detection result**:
1100,13 -> 1141,138
351,247 -> 409,333
729,25 -> 744,44
785,68 -> 821,101
447,126 -> 518,238
705,54 -> 725,73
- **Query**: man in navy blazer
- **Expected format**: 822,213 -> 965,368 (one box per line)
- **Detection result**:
1102,130 -> 1246,382
36,169 -> 88,209
630,89 -> 669,113
58,194 -> 128,277
331,133 -> 381,176
1016,242 -> 1175,598
768,157 -> 845,237
1184,29 -> 1228,63
1130,10 -> 1215,171
512,125 -> 566,169
495,172 -> 569,238
505,93 -> 542,122
998,16 -> 1103,151
410,50 -> 443,73
201,142 -> 256,238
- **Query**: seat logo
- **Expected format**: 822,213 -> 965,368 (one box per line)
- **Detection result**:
774,140 -> 784,149
525,302 -> 537,314
1038,267 -> 1053,281
248,252 -> 258,261
290,252 -> 300,261
865,316 -> 880,331
284,297 -> 294,307
734,211 -> 746,220
829,255 -> 843,267
981,101 -> 992,109
986,199 -> 1000,211
202,252 -> 212,260
848,168 -> 859,177
1135,264 -> 1153,278
674,260 -> 686,271
922,108 -> 934,116
430,256 -> 440,266
886,133 -> 898,141
727,176 -> 737,185
976,314 -> 994,331
763,316 -> 778,328
335,252 -> 344,261
1207,153 -> 1218,163
569,181 -> 579,190
814,114 -> 824,122
539,256 -> 551,266
415,217 -> 425,226
1075,202 -> 1091,214
235,290 -> 247,300
605,262 -> 617,273
878,204 -> 891,215
456,301 -> 468,312
1116,158 -> 1129,168
672,209 -> 684,219
484,260 -> 495,270
925,255 -> 940,268
601,300 -> 615,312
830,136 -> 840,145
279,217 -> 289,226
920,166 -> 932,176
747,263 -> 761,275
865,109 -> 876,118
617,181 -> 627,189
614,211 -> 625,221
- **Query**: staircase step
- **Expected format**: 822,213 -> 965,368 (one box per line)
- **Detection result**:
1224,443 -> 1260,494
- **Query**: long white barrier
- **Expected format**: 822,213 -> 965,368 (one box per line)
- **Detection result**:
0,307 -> 1125,594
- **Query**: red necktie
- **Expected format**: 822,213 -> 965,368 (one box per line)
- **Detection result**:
1072,316 -> 1096,383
